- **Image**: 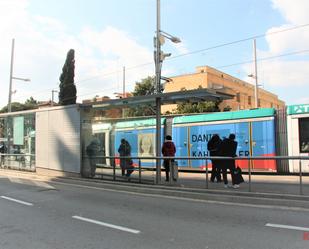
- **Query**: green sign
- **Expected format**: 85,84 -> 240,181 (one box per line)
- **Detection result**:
287,104 -> 309,115
13,116 -> 24,145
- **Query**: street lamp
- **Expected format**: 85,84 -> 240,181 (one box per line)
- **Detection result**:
154,0 -> 181,184
7,39 -> 31,113
51,90 -> 59,106
248,39 -> 259,108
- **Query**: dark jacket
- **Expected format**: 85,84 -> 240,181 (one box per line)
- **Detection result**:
207,136 -> 222,156
118,140 -> 132,169
162,141 -> 176,157
221,138 -> 237,157
0,143 -> 7,154
118,141 -> 131,157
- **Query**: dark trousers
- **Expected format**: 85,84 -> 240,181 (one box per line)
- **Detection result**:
89,158 -> 97,178
222,161 -> 236,185
210,160 -> 221,182
163,159 -> 174,181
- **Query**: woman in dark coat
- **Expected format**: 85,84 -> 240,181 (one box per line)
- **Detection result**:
207,134 -> 222,182
118,139 -> 133,177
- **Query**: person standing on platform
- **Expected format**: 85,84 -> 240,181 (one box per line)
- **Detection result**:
207,134 -> 222,182
162,135 -> 176,181
221,133 -> 238,188
118,139 -> 133,177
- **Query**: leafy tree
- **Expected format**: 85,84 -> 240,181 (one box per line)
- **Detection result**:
223,105 -> 232,112
24,96 -> 38,110
59,49 -> 76,105
172,86 -> 222,114
0,97 -> 38,113
174,100 -> 221,114
126,76 -> 155,117
132,76 -> 155,96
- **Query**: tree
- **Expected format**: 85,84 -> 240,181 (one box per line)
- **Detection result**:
132,76 -> 155,96
171,86 -> 222,114
174,100 -> 221,114
0,97 -> 38,113
59,49 -> 76,105
126,76 -> 155,117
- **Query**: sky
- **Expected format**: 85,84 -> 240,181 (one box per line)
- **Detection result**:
0,0 -> 309,107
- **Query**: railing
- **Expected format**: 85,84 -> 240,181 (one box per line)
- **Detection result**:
82,155 -> 309,195
0,153 -> 35,171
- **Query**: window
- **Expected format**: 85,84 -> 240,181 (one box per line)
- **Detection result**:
236,93 -> 240,103
299,118 -> 309,153
248,96 -> 251,105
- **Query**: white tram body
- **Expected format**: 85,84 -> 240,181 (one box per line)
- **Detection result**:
287,104 -> 309,173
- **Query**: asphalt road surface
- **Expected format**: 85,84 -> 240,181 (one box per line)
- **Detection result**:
0,175 -> 308,249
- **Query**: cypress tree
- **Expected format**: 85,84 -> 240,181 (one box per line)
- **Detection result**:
59,49 -> 77,105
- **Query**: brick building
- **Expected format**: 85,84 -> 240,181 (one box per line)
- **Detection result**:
162,66 -> 285,113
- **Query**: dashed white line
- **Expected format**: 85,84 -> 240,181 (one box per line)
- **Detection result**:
265,223 -> 309,232
72,215 -> 140,234
1,195 -> 33,206
33,180 -> 55,189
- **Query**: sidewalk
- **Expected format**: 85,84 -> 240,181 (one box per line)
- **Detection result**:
1,168 -> 309,210
93,167 -> 309,196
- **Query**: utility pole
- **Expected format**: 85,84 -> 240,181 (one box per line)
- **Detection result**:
51,90 -> 58,106
8,38 -> 15,113
253,39 -> 259,108
155,0 -> 162,184
122,66 -> 126,118
123,66 -> 125,98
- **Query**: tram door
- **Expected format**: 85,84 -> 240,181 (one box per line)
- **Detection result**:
93,129 -> 110,166
251,120 -> 276,171
172,126 -> 189,167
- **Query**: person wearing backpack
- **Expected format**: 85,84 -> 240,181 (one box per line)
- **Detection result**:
221,133 -> 238,188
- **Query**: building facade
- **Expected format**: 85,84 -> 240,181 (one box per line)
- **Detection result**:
162,66 -> 285,113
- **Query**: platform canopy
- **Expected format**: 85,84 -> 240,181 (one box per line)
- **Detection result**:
84,89 -> 234,110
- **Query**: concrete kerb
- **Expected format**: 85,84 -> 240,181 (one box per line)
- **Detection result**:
1,168 -> 309,209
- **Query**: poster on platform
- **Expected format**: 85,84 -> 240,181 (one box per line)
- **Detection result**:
13,116 -> 24,145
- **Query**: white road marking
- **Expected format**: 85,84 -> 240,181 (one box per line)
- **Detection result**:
265,223 -> 309,232
72,215 -> 140,234
33,180 -> 55,189
8,176 -> 55,189
1,195 -> 33,206
8,177 -> 24,184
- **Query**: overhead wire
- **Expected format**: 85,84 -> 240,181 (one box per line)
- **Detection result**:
12,22 -> 309,101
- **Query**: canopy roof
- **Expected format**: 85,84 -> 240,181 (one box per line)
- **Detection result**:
83,89 -> 234,110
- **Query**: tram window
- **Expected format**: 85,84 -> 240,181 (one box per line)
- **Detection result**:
299,117 -> 309,153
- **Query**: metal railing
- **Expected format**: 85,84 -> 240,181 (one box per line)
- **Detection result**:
82,155 -> 309,195
0,153 -> 35,171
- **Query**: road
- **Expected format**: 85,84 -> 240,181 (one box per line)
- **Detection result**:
0,175 -> 308,249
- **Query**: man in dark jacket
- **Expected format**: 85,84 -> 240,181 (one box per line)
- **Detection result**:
86,139 -> 100,178
162,135 -> 176,181
221,133 -> 238,188
0,142 -> 7,166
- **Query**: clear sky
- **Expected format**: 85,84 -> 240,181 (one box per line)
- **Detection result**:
0,0 -> 308,107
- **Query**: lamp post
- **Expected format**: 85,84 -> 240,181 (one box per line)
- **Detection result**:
7,38 -> 30,159
248,39 -> 259,108
51,90 -> 59,106
7,39 -> 30,113
154,0 -> 181,184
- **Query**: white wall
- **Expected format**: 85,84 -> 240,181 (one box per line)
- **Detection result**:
36,105 -> 81,173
